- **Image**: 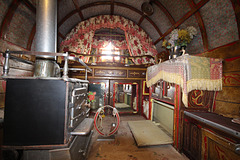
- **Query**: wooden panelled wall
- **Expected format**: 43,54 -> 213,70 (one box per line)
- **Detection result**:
200,40 -> 240,118
0,39 -> 33,108
68,65 -> 146,80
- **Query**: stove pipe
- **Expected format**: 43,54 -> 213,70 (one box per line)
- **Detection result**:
34,0 -> 59,77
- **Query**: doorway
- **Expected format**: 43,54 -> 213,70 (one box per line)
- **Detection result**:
88,79 -> 140,114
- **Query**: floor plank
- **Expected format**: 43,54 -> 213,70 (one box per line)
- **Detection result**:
88,115 -> 188,160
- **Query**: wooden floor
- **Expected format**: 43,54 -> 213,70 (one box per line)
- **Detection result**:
87,115 -> 188,160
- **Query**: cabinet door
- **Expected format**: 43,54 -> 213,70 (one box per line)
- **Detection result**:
202,129 -> 240,160
88,79 -> 109,111
88,79 -> 140,114
183,119 -> 201,160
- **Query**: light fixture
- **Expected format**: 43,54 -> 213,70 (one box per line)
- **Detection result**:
91,56 -> 97,65
124,57 -> 129,66
141,2 -> 154,16
101,42 -> 120,62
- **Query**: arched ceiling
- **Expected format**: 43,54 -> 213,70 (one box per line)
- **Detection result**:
0,0 -> 239,56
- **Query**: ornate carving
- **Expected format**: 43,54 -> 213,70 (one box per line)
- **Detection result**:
94,69 -> 127,77
223,74 -> 240,86
188,90 -> 214,109
192,90 -> 204,106
128,70 -> 145,78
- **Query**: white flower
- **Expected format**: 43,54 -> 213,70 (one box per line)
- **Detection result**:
186,26 -> 197,39
167,29 -> 179,47
169,29 -> 179,41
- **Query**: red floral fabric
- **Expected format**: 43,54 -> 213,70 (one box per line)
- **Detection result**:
59,15 -> 157,64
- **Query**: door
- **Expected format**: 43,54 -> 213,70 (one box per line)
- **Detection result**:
88,79 -> 140,113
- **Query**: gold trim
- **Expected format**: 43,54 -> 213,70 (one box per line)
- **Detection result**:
143,80 -> 149,95
70,65 -> 147,71
74,76 -> 146,80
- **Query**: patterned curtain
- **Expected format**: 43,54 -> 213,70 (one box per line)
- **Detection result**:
59,15 -> 157,64
92,38 -> 128,49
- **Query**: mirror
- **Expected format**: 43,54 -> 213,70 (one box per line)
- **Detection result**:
88,82 -> 106,111
113,83 -> 138,113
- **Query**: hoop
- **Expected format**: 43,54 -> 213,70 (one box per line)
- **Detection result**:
94,105 -> 120,137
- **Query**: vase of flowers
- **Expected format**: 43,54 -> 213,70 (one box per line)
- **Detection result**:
162,26 -> 197,59
88,91 -> 96,109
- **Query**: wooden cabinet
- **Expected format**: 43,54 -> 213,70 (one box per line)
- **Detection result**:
182,111 -> 240,160
202,129 -> 240,160
183,118 -> 202,160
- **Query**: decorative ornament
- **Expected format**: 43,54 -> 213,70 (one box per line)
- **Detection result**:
141,2 -> 154,16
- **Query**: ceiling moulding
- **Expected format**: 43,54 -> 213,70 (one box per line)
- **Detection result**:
58,0 -> 76,22
72,0 -> 84,20
154,0 -> 210,45
57,1 -> 162,38
149,2 -> 172,34
0,0 -> 21,39
160,0 -> 191,22
5,3 -> 35,49
152,0 -> 175,25
186,0 -> 208,51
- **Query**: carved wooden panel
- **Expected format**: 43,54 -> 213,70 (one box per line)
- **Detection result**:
68,69 -> 93,77
189,125 -> 201,159
183,118 -> 201,160
202,129 -> 240,160
94,69 -> 127,77
188,90 -> 215,110
223,73 -> 240,86
183,120 -> 190,151
128,70 -> 146,78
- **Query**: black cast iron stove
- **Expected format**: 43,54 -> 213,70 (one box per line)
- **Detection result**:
1,51 -> 93,160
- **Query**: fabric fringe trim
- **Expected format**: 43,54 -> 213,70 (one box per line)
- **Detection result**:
187,79 -> 222,93
147,71 -> 183,88
147,72 -> 222,107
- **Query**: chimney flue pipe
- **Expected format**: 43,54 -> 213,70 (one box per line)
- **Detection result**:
34,0 -> 59,77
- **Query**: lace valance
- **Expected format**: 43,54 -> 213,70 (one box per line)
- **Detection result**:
146,55 -> 222,107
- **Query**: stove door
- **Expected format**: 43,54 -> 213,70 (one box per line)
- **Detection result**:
69,86 -> 89,129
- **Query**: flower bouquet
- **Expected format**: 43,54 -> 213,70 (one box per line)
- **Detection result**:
162,26 -> 197,57
88,91 -> 96,103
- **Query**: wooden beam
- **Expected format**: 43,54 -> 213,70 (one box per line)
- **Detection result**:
111,0 -> 114,15
115,2 -> 162,36
22,0 -> 36,14
58,1 -> 162,37
72,0 -> 84,20
151,0 -> 175,25
0,0 -> 21,39
187,0 -> 209,51
154,0 -> 209,45
58,10 -> 77,28
58,32 -> 65,39
22,0 -> 36,50
27,23 -> 36,50
137,16 -> 145,26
